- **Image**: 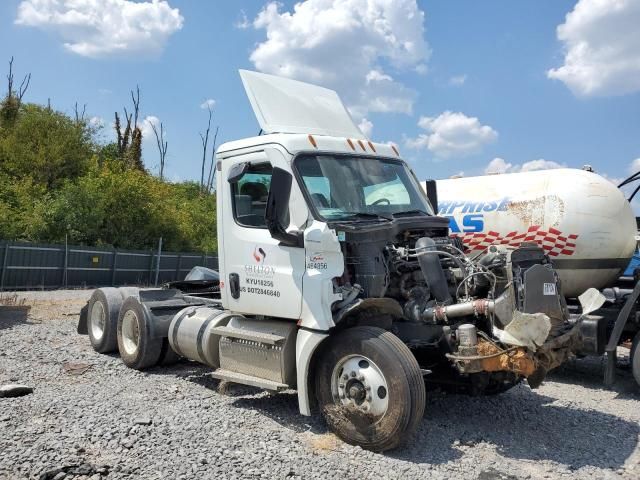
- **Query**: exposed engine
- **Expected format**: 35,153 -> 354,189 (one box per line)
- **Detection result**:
332,218 -> 583,392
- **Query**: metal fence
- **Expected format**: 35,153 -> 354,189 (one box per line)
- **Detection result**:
0,240 -> 218,290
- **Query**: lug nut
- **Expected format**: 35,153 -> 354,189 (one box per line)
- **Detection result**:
365,385 -> 371,391
366,394 -> 372,401
342,374 -> 349,381
350,371 -> 356,377
358,375 -> 365,382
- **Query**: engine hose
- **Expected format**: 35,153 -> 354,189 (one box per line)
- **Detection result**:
415,237 -> 451,304
445,346 -> 520,361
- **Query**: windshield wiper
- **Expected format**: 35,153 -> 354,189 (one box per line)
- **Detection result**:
341,212 -> 393,221
391,209 -> 430,217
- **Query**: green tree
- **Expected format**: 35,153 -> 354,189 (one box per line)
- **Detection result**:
0,104 -> 94,189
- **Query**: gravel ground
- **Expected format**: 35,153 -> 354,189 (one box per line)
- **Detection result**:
1,289 -> 639,480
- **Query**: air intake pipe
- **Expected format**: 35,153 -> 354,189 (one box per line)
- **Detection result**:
415,237 -> 452,304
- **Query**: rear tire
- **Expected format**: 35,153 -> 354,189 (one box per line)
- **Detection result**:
117,296 -> 163,370
87,288 -> 122,353
631,332 -> 640,388
315,326 -> 425,452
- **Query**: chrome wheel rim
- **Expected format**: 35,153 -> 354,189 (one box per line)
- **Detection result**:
331,355 -> 389,417
89,301 -> 106,341
121,310 -> 140,356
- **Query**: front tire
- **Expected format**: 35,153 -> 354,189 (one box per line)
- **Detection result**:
315,326 -> 425,452
117,296 -> 163,370
631,332 -> 640,388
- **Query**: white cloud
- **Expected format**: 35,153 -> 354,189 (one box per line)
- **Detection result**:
140,115 -> 161,139
358,118 -> 373,137
15,0 -> 184,58
485,157 -> 512,174
547,0 -> 640,97
249,0 -> 430,118
485,157 -> 565,174
449,74 -> 467,86
89,116 -> 104,127
628,158 -> 640,174
405,111 -> 498,159
200,99 -> 216,110
235,9 -> 250,29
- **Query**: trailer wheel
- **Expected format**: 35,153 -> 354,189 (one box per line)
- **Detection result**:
631,332 -> 640,388
315,326 -> 425,452
117,296 -> 163,370
87,288 -> 123,353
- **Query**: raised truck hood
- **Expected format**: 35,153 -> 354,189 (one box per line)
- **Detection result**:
239,70 -> 365,140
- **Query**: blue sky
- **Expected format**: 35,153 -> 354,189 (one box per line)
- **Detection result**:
0,0 -> 638,185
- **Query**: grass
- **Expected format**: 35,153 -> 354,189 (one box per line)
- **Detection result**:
0,293 -> 27,307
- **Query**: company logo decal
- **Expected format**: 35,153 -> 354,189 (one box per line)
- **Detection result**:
253,246 -> 266,264
453,226 -> 579,257
439,198 -> 511,233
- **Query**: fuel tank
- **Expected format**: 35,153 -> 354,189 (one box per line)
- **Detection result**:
433,168 -> 637,297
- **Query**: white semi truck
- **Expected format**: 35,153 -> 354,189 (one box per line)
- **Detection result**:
78,71 -> 603,451
431,169 -> 640,387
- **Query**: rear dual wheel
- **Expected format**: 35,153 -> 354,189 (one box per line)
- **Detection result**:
117,297 -> 163,370
87,288 -> 139,353
315,326 -> 425,452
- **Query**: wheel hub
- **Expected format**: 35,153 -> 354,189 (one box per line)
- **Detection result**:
121,310 -> 140,356
90,301 -> 106,340
332,355 -> 389,417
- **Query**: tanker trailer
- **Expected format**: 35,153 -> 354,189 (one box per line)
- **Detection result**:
428,168 -> 640,387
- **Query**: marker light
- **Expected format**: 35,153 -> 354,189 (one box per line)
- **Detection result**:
368,141 -> 376,153
347,139 -> 356,151
308,134 -> 317,148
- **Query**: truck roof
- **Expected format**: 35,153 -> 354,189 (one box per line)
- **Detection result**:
217,132 -> 401,160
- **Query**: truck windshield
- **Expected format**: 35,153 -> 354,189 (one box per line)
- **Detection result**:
294,154 -> 434,221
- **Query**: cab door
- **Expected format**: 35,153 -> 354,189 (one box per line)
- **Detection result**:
219,148 -> 306,319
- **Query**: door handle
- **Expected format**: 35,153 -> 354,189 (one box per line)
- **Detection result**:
229,273 -> 240,299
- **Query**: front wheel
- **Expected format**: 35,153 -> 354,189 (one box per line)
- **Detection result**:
315,326 -> 425,452
631,332 -> 640,388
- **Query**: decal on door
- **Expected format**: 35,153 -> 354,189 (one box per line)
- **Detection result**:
242,245 -> 281,298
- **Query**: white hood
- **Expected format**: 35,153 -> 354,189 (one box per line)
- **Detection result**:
239,70 -> 365,139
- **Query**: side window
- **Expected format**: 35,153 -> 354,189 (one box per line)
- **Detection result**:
231,163 -> 272,228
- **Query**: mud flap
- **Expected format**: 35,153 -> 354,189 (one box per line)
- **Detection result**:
77,303 -> 89,335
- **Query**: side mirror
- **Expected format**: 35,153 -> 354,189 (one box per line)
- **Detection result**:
265,167 -> 303,247
425,179 -> 439,214
227,162 -> 249,183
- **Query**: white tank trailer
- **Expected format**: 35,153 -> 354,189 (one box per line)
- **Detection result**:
430,168 -> 640,387
432,169 -> 637,297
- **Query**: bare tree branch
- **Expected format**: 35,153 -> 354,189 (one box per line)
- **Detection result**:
150,121 -> 168,181
130,85 -> 140,128
199,106 -> 213,191
18,72 -> 30,101
7,56 -> 14,97
206,126 -> 220,192
5,56 -> 30,106
74,102 -> 87,123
